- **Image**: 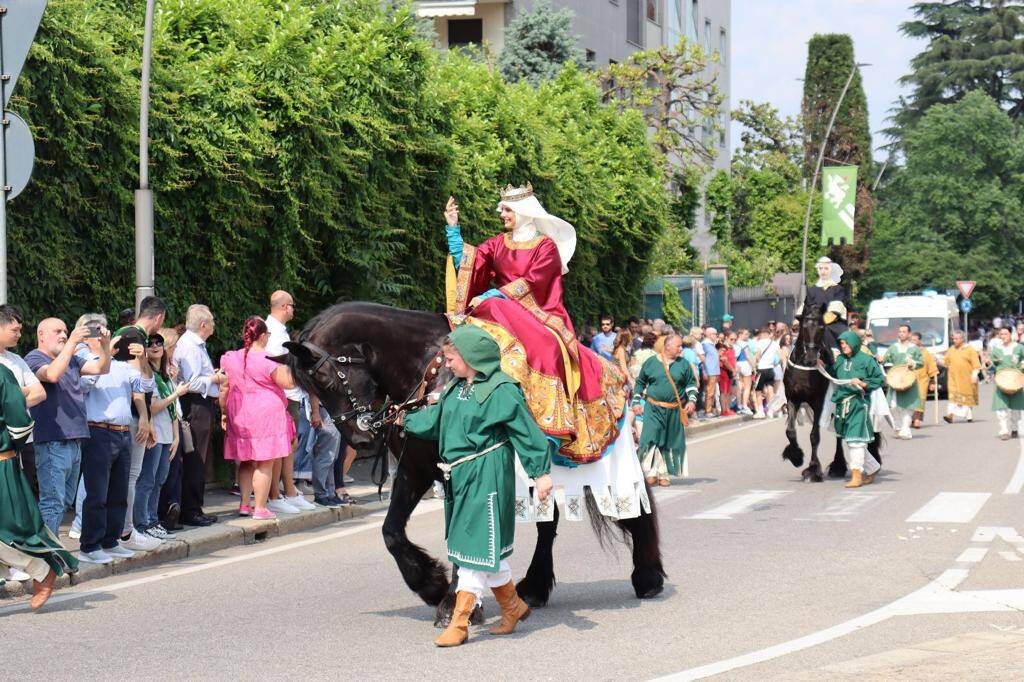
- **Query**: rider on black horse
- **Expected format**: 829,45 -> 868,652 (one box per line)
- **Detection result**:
799,256 -> 849,357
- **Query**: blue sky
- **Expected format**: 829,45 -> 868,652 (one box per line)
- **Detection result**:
730,0 -> 924,160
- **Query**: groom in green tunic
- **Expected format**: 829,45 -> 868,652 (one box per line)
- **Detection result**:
824,331 -> 885,488
404,325 -> 553,648
631,333 -> 698,485
0,364 -> 78,610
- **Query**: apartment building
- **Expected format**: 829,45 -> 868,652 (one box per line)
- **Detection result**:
415,0 -> 731,254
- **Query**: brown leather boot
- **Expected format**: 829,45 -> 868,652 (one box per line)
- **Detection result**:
845,469 -> 863,489
30,569 -> 56,611
863,471 -> 877,485
435,591 -> 476,647
489,581 -> 531,635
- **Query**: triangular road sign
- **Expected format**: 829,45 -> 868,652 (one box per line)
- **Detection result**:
956,280 -> 976,299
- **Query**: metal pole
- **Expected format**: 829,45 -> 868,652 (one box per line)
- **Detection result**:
799,63 -> 866,302
0,6 -> 8,304
135,0 -> 156,311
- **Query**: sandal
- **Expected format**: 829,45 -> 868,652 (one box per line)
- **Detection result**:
658,479 -> 671,487
338,493 -> 358,506
645,476 -> 657,486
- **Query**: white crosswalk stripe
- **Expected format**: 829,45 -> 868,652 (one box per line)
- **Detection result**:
905,492 -> 991,524
795,490 -> 894,522
686,489 -> 791,520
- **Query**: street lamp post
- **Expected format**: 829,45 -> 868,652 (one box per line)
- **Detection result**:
135,0 -> 156,312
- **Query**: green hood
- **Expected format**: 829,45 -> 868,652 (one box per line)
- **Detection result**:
447,324 -> 517,403
838,330 -> 862,356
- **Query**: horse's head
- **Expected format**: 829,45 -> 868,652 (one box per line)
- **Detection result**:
276,302 -> 451,450
794,303 -> 831,366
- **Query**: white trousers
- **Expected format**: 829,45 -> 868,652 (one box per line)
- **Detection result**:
996,409 -> 1023,436
846,443 -> 880,475
892,407 -> 913,437
641,445 -> 669,479
0,543 -> 51,582
946,403 -> 973,421
457,559 -> 512,599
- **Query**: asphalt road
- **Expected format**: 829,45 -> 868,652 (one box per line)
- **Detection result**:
5,386 -> 1024,680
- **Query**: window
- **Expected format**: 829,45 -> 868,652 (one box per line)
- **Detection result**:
719,28 -> 727,65
704,19 -> 712,53
447,19 -> 482,47
646,0 -> 660,23
627,0 -> 643,46
586,49 -> 596,63
667,0 -> 682,43
688,0 -> 699,41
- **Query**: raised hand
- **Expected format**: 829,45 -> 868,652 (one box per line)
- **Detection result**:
444,196 -> 459,227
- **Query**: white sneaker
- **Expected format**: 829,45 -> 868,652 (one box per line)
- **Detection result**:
78,549 -> 113,564
121,529 -> 161,551
285,494 -> 316,511
68,526 -> 81,540
267,498 -> 300,514
107,545 -> 136,558
7,567 -> 30,581
752,411 -> 766,420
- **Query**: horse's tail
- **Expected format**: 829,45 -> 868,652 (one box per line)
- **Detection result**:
583,486 -> 661,556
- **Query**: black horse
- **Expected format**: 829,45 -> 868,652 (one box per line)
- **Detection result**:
781,305 -> 883,481
279,302 -> 665,625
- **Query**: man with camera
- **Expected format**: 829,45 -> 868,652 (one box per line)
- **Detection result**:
25,317 -> 112,536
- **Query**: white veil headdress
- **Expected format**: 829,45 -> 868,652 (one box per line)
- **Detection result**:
497,183 -> 576,275
815,256 -> 844,287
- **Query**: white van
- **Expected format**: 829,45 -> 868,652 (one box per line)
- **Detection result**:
865,292 -> 960,357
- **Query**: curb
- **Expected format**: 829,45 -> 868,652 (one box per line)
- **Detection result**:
1,498 -> 390,601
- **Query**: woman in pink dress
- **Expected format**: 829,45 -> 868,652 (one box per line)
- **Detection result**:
218,317 -> 296,520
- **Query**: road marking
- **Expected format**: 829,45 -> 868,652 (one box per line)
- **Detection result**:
0,499 -> 446,616
686,418 -> 776,447
804,490 -> 894,521
656,569 -> 971,681
905,492 -> 991,524
651,489 -> 700,506
999,551 -> 1021,562
686,490 -> 791,520
956,547 -> 988,563
1004,440 -> 1024,494
971,526 -> 1024,545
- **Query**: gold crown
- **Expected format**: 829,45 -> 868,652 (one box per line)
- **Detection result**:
500,181 -> 533,202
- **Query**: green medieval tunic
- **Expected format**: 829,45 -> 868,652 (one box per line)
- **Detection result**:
829,332 -> 885,444
632,354 -> 698,476
990,342 -> 1024,411
0,365 -> 78,576
882,342 -> 924,410
404,326 -> 551,573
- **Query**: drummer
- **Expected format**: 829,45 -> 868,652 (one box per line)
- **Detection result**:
986,327 -> 1024,440
882,324 -> 923,440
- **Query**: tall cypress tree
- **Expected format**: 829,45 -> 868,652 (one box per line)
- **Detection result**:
801,34 -> 874,286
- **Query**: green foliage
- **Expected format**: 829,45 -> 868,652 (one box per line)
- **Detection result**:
862,92 -> 1024,315
498,0 -> 584,86
661,281 -> 687,329
892,0 -> 1024,139
704,170 -> 732,243
9,0 -> 668,348
800,33 -> 874,282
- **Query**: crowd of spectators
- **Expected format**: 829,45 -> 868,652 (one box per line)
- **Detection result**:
0,293 -> 358,582
585,315 -> 797,422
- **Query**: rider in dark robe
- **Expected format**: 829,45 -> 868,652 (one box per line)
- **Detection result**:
801,256 -> 849,356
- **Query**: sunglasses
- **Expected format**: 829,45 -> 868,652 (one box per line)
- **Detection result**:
147,341 -> 164,348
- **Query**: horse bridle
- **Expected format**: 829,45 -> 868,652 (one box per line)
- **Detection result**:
302,341 -> 445,436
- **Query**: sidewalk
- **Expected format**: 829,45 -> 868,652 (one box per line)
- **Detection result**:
1,413 -> 749,602
780,630 -> 1024,680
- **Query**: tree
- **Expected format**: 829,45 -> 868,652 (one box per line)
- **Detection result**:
599,40 -> 723,180
498,0 -> 584,86
862,92 -> 1024,315
801,33 -> 874,284
892,0 -> 1024,137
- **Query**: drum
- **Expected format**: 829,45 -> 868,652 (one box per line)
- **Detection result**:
995,368 -> 1024,396
886,366 -> 916,392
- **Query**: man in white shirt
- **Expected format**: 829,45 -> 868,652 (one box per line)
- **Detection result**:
175,305 -> 227,526
753,326 -> 779,419
264,291 -> 318,512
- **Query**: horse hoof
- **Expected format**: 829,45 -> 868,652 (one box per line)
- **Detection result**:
801,467 -> 824,483
631,567 -> 666,599
782,444 -> 805,468
516,578 -> 552,608
827,464 -> 848,479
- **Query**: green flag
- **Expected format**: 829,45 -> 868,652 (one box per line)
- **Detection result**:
821,166 -> 857,246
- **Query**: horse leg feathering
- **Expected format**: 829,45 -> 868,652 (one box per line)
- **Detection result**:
782,401 -> 805,468
516,505 -> 559,608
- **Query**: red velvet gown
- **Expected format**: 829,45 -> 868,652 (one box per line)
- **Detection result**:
447,232 -> 625,464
